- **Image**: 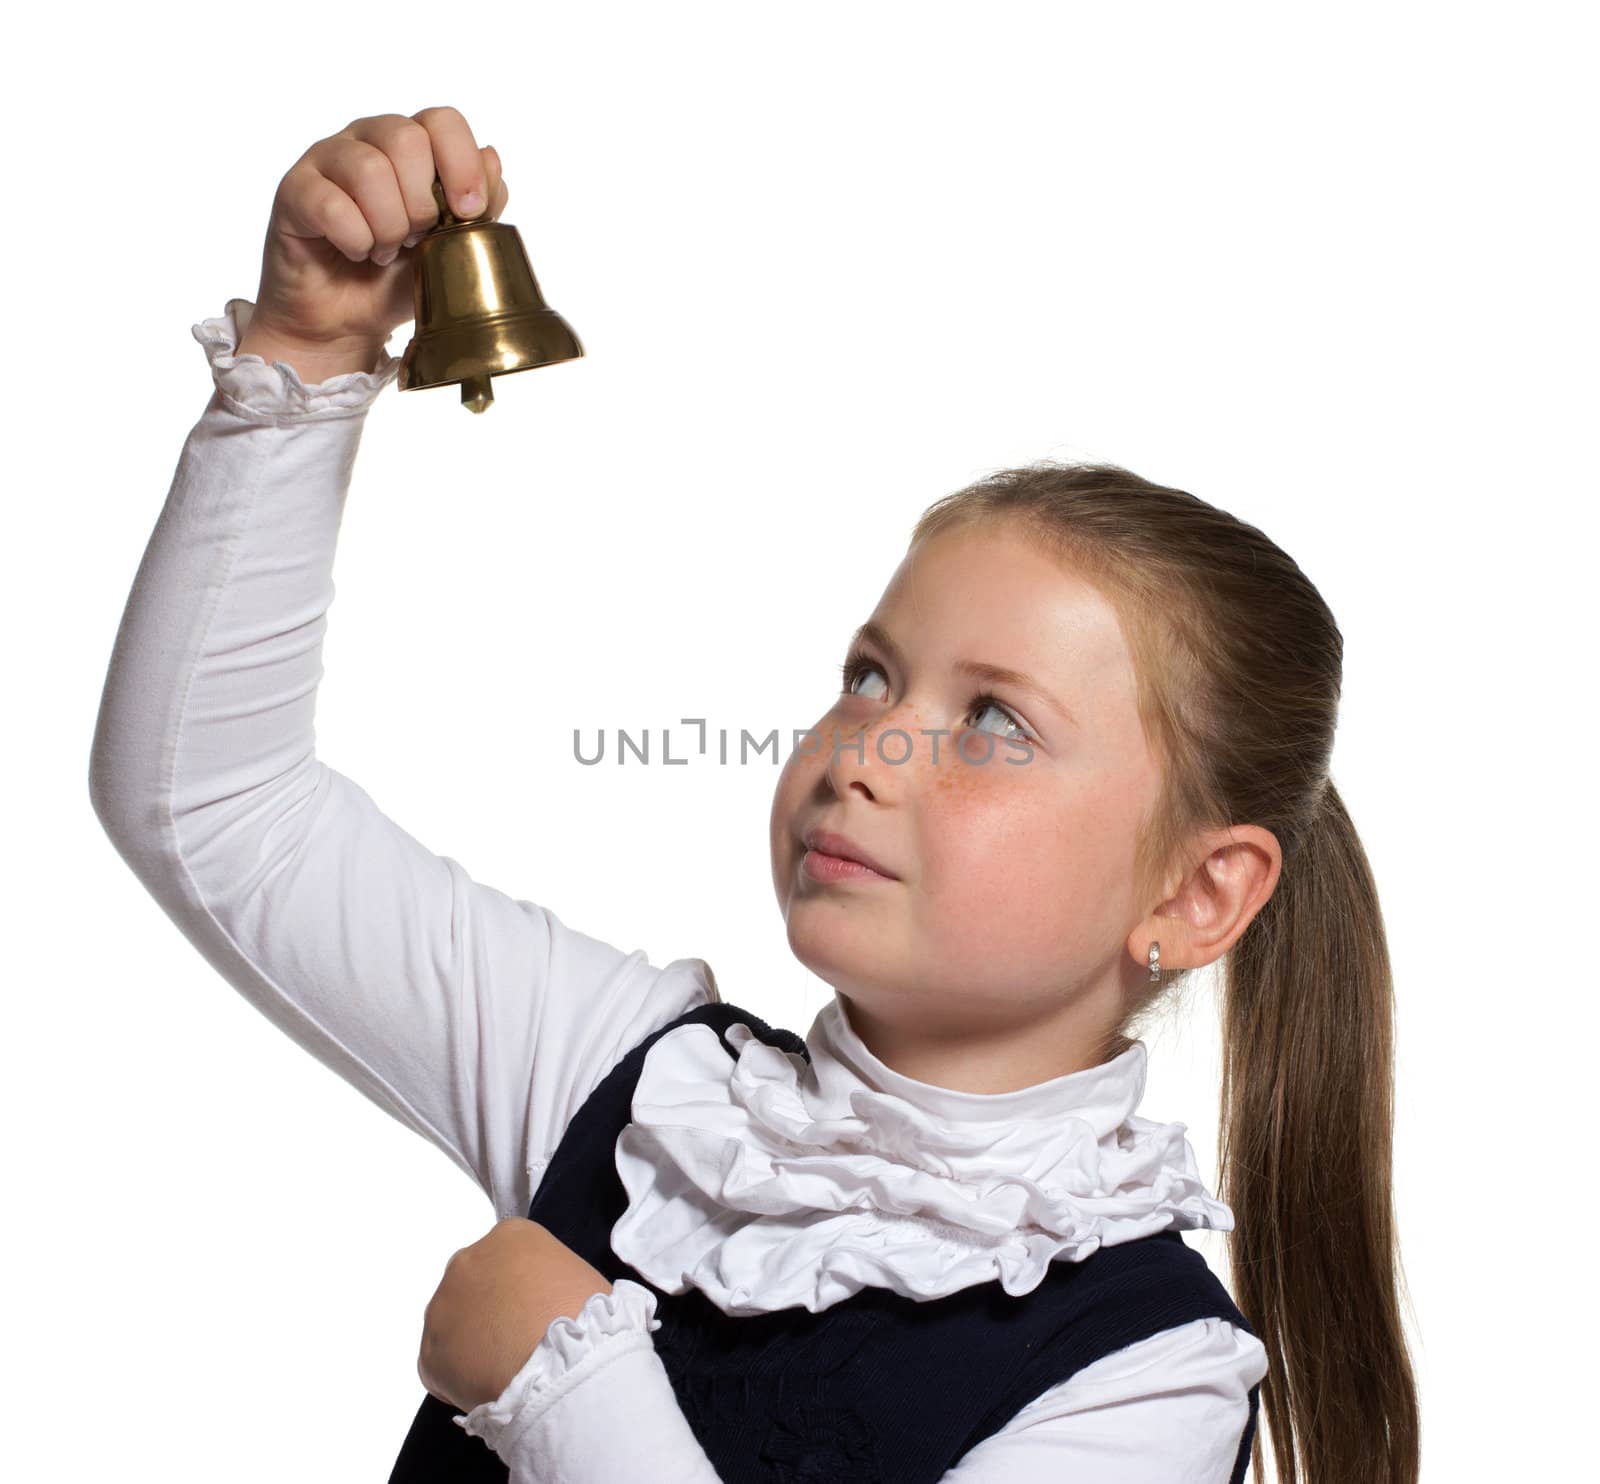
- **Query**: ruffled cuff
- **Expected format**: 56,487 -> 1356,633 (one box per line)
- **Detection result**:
191,298 -> 401,423
452,1278 -> 663,1460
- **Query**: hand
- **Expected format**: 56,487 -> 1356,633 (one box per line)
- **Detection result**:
248,104 -> 510,359
417,1218 -> 615,1414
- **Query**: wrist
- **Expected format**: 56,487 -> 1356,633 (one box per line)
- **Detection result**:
236,314 -> 389,384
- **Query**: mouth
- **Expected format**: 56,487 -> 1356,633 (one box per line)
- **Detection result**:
800,826 -> 899,883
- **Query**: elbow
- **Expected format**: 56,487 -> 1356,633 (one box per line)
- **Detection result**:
88,644 -> 146,852
88,710 -> 128,845
87,718 -> 192,913
87,703 -> 163,871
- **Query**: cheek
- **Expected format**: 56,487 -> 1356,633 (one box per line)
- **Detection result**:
917,756 -> 1126,968
769,738 -> 826,887
921,741 -> 1064,846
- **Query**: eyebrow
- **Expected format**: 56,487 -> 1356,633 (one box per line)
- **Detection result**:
848,620 -> 1076,727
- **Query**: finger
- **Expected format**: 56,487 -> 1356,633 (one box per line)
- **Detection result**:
308,137 -> 412,263
345,114 -> 447,248
275,154 -> 393,264
410,104 -> 489,220
480,144 -> 505,217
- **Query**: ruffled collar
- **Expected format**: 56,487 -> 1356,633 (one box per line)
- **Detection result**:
610,997 -> 1236,1316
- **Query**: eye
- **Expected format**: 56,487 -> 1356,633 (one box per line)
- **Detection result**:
837,651 -> 888,700
836,649 -> 1034,743
968,695 -> 1032,742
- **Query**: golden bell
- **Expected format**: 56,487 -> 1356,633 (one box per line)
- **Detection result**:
399,177 -> 583,413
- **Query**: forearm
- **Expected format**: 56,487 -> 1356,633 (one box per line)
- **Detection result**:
89,303 -> 392,889
457,1281 -> 725,1484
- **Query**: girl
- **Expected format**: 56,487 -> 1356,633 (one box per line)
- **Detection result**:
89,106 -> 1419,1483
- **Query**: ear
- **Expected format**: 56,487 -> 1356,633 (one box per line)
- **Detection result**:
1127,825 -> 1283,976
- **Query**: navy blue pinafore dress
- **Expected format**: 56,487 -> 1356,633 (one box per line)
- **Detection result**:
388,1001 -> 1261,1482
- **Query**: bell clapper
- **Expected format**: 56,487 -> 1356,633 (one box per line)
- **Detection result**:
461,375 -> 494,414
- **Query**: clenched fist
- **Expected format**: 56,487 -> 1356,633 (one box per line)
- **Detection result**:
417,1217 -> 615,1414
238,104 -> 510,381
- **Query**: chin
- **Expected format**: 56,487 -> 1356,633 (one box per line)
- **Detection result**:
784,904 -> 853,979
784,905 -> 904,1006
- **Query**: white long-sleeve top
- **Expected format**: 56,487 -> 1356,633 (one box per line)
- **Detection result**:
89,298 -> 1269,1483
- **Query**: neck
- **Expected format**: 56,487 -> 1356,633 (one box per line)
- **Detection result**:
836,986 -> 1130,1095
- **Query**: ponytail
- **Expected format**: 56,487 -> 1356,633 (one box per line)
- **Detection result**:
1221,779 -> 1420,1482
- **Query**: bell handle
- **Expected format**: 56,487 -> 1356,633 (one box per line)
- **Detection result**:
429,175 -> 489,233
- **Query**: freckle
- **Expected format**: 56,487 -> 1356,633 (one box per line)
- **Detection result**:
935,756 -> 980,798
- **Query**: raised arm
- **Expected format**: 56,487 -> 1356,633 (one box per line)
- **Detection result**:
88,110 -> 715,1220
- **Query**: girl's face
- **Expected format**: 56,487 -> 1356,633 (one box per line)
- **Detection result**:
769,520 -> 1166,1062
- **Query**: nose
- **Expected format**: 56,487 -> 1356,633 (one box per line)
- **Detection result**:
821,710 -> 919,801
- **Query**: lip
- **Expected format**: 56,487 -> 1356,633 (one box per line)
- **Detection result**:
800,826 -> 899,881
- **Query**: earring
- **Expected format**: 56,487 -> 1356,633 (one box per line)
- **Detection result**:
1148,940 -> 1161,983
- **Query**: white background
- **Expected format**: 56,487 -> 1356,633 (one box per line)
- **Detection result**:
9,2 -> 1594,1478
